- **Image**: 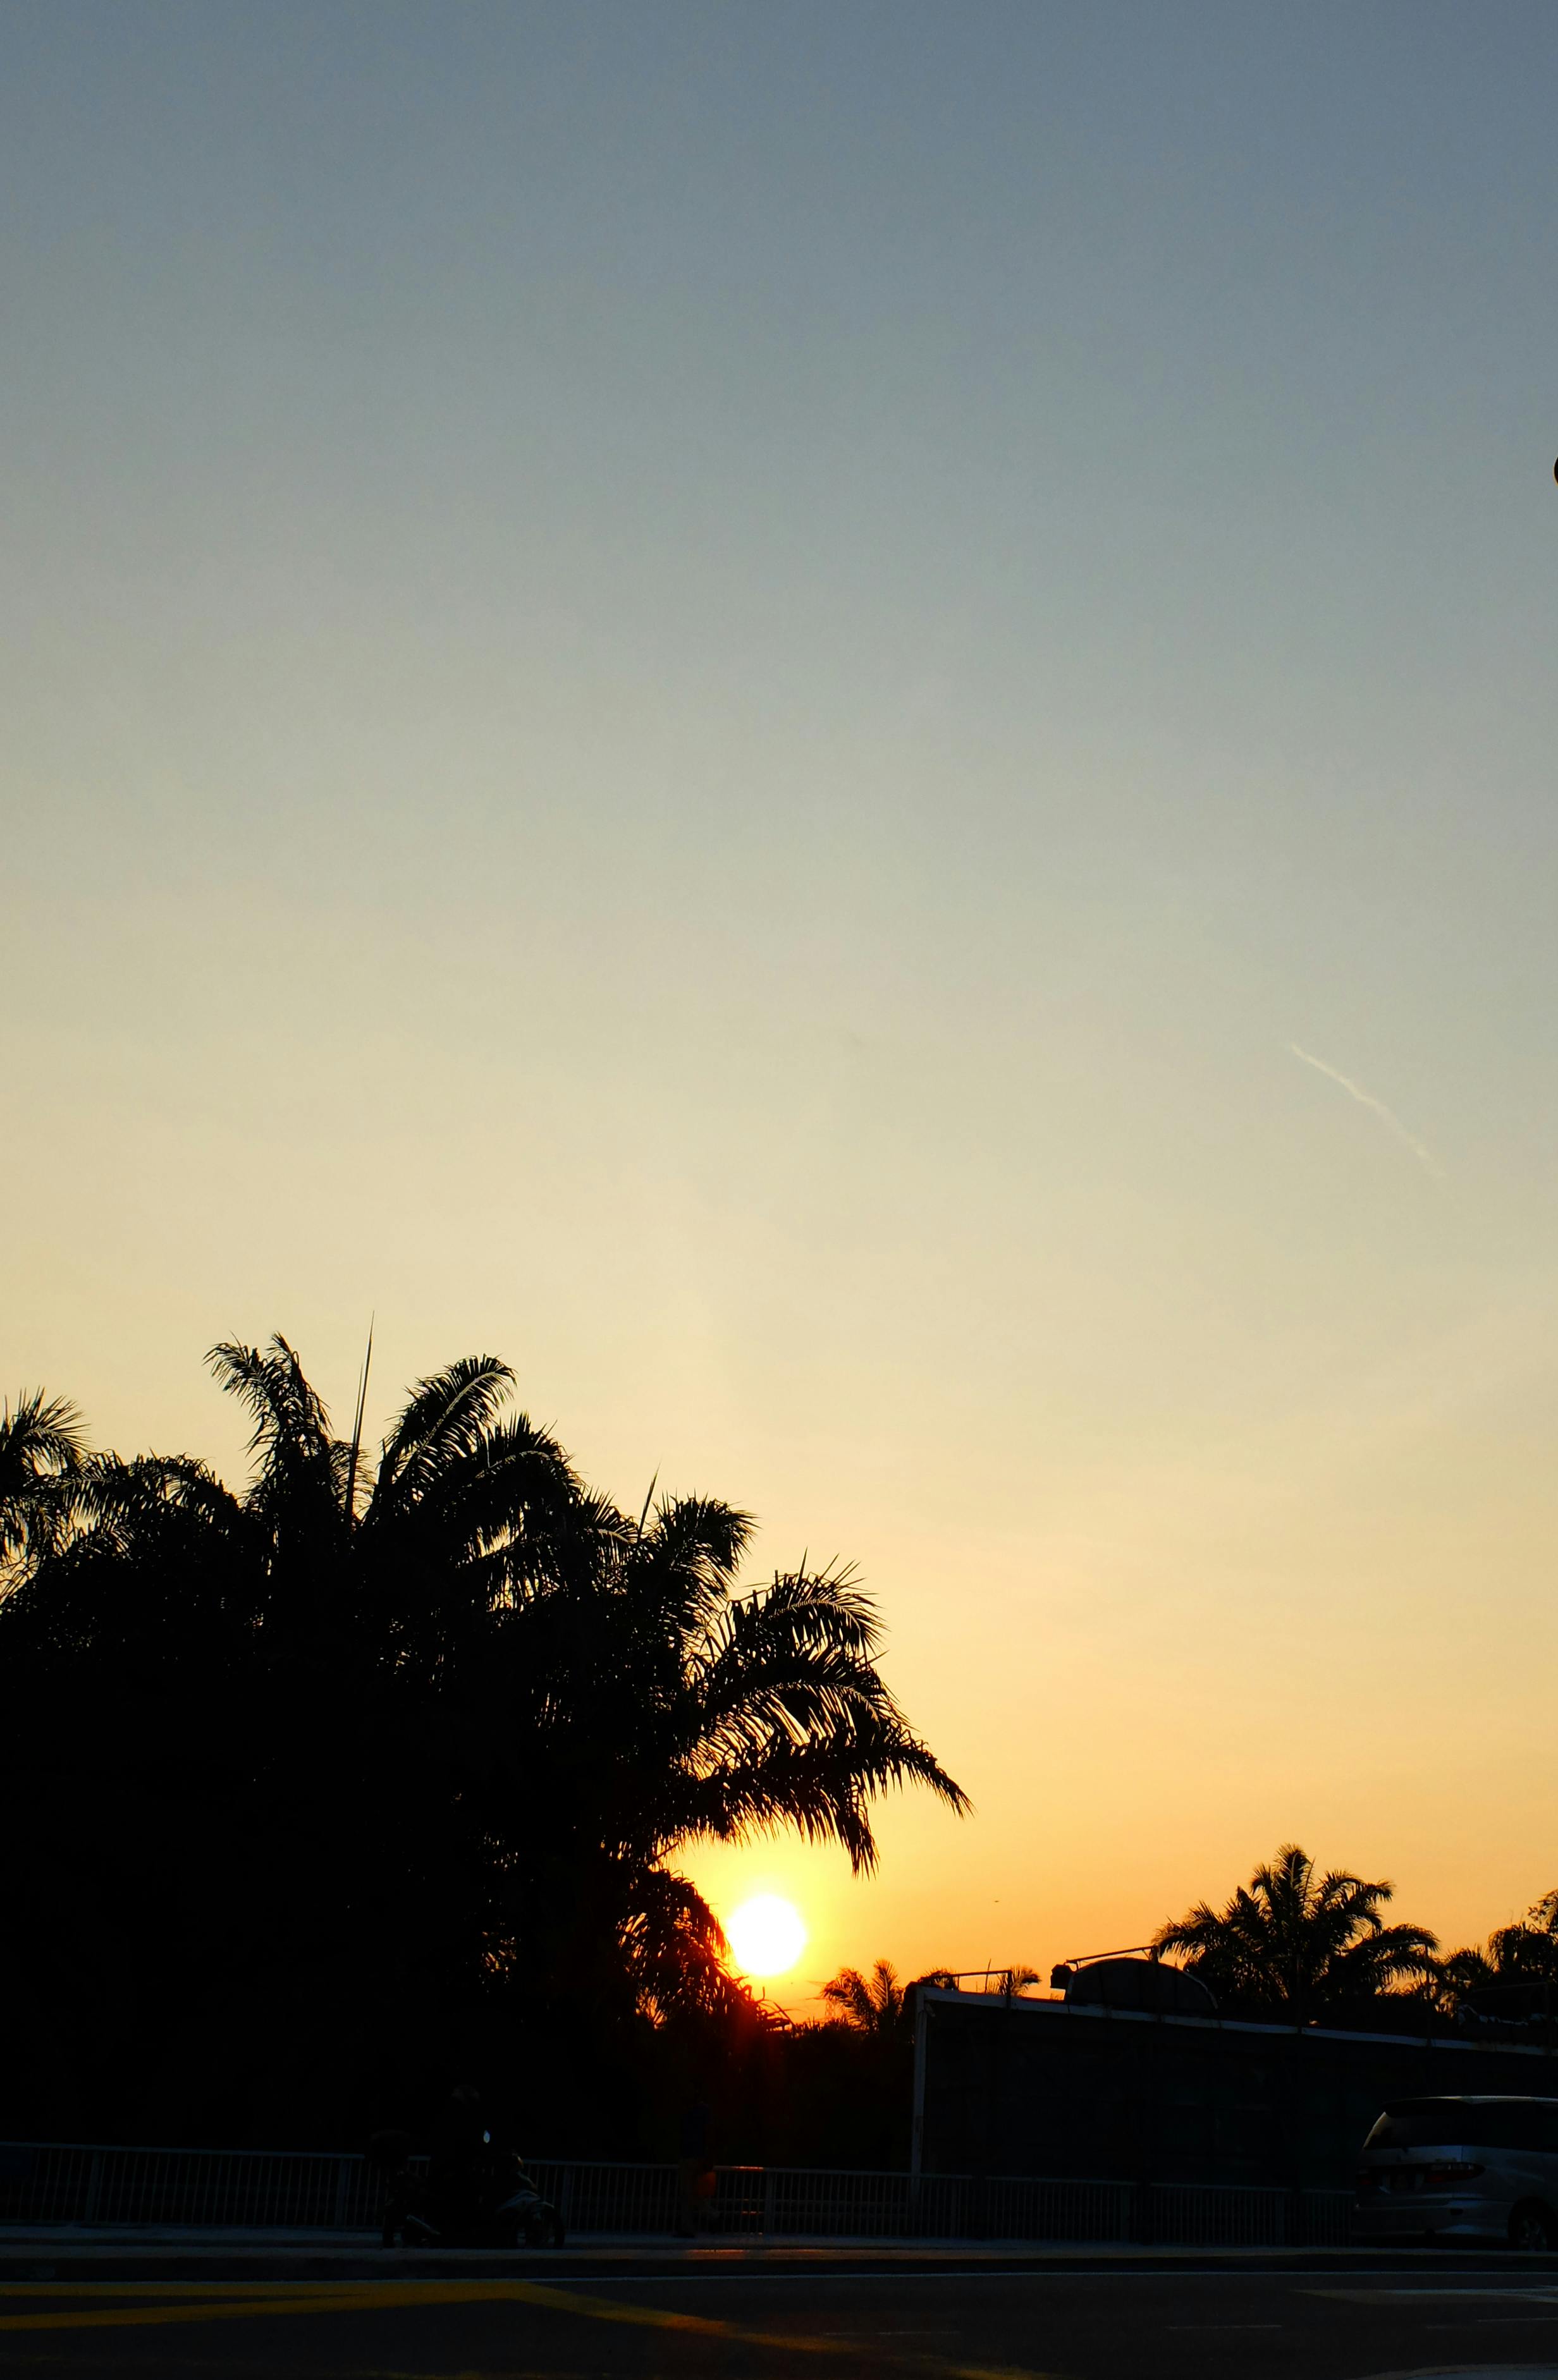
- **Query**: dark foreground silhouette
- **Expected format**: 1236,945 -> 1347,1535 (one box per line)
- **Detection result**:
0,1343 -> 965,2159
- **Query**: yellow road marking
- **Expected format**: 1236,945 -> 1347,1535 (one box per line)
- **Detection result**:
0,2292 -> 393,2333
0,2276 -> 1064,2377
0,2281 -> 403,2297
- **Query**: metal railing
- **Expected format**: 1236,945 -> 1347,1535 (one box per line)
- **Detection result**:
0,2142 -> 386,2231
0,2142 -> 1353,2245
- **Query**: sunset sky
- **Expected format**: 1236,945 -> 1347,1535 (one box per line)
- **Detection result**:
8,2 -> 1558,2014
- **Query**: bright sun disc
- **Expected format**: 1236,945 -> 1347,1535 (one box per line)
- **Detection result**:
727,1894 -> 807,1978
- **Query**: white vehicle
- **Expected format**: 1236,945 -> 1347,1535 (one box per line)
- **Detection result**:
1352,2096 -> 1558,2249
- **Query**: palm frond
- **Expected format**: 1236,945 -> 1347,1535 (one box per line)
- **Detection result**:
618,1865 -> 739,2023
0,1389 -> 90,1580
0,1389 -> 89,1483
208,1336 -> 333,1463
371,1356 -> 518,1513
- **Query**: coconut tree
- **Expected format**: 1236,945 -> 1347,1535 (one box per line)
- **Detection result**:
1442,1891 -> 1558,2006
0,1336 -> 967,2084
1151,1843 -> 1439,2020
819,1956 -> 1014,2039
823,1960 -> 914,2037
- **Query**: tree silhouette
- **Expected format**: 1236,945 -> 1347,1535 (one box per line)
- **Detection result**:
0,1389 -> 86,1587
819,1957 -> 1002,2040
0,1336 -> 967,2145
823,1960 -> 916,2038
1151,1843 -> 1438,2020
1443,1889 -> 1558,2002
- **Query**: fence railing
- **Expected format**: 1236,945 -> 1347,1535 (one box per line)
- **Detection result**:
0,2142 -> 1353,2245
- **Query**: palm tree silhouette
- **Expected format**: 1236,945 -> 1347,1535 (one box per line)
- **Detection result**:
819,1957 -> 1010,2039
3,1336 -> 967,2021
823,1960 -> 916,2037
1443,1889 -> 1558,2002
1151,1843 -> 1438,2019
0,1389 -> 86,1589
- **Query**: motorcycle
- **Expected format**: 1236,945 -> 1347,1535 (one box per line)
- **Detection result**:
371,2131 -> 566,2250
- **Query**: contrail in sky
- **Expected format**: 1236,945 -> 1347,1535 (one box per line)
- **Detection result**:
1288,1043 -> 1442,1177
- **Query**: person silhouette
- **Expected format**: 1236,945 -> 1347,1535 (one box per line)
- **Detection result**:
431,2084 -> 493,2231
675,2098 -> 714,2237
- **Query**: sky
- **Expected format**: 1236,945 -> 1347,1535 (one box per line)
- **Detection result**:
6,1 -> 1558,2015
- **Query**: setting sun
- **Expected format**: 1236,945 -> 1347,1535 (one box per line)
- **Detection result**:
726,1894 -> 807,1979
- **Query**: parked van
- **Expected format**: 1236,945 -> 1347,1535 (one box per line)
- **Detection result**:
1353,2096 -> 1558,2248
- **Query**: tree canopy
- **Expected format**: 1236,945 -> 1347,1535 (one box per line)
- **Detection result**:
1151,1843 -> 1439,2020
0,1338 -> 966,2149
1442,1890 -> 1558,2004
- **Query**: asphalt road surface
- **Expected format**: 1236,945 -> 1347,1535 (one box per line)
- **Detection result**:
11,2265 -> 1558,2380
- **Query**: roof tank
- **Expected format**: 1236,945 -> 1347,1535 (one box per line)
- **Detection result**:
1051,1956 -> 1217,2017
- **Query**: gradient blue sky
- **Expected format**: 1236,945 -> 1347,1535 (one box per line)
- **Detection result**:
7,1 -> 1558,2004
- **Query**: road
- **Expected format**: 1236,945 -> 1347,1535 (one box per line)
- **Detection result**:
10,2261 -> 1558,2379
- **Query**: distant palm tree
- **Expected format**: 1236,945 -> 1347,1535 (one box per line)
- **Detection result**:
823,1959 -> 914,2037
1151,1844 -> 1438,2019
1444,1890 -> 1558,2003
978,1964 -> 1040,1996
819,1956 -> 1027,2039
